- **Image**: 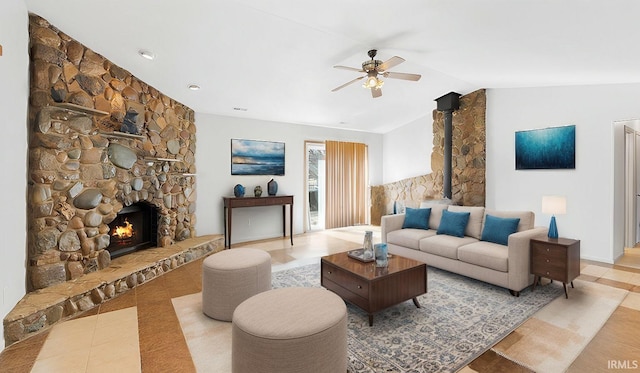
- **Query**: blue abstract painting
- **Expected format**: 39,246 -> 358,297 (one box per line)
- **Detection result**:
515,125 -> 575,170
231,139 -> 285,175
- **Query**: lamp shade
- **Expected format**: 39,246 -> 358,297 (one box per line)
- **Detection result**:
542,195 -> 566,215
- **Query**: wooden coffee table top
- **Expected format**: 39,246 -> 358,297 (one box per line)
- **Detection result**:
321,251 -> 425,280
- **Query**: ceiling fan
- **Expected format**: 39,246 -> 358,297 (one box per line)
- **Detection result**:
331,49 -> 421,98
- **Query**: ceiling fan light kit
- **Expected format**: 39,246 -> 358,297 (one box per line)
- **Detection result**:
363,74 -> 384,90
332,49 -> 421,98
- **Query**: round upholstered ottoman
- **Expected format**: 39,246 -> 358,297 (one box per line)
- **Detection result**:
202,248 -> 272,321
232,287 -> 348,373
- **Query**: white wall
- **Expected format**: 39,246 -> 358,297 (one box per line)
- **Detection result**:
486,84 -> 640,263
382,112 -> 435,184
0,0 -> 29,347
194,113 -> 383,244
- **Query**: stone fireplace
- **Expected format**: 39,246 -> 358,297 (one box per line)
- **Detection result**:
26,14 -> 198,291
3,14 -> 225,347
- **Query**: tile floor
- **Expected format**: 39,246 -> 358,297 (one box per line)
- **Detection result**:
1,226 -> 639,372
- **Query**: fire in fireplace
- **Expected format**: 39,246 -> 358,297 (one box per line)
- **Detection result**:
107,202 -> 158,258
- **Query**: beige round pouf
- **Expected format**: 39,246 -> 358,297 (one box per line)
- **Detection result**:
202,248 -> 272,321
232,287 -> 348,373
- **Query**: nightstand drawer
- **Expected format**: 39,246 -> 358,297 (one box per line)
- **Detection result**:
531,244 -> 567,261
531,259 -> 566,279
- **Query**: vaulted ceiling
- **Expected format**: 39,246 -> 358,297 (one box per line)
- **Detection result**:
25,0 -> 640,133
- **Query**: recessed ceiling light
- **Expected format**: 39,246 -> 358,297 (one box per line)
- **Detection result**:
188,84 -> 200,91
138,49 -> 155,60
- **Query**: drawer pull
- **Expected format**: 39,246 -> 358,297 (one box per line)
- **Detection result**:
546,271 -> 550,275
546,248 -> 550,252
327,271 -> 332,274
357,285 -> 362,289
546,259 -> 550,263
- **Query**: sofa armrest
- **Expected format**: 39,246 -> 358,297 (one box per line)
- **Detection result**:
381,214 -> 405,243
507,227 -> 548,291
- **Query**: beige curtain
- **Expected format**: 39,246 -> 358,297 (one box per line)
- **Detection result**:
325,140 -> 368,229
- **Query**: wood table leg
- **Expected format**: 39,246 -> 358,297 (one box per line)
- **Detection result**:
412,297 -> 421,309
227,206 -> 233,248
368,314 -> 373,326
282,205 -> 286,239
289,203 -> 293,245
563,282 -> 568,299
223,206 -> 227,248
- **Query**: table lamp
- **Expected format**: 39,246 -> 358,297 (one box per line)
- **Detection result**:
542,196 -> 566,239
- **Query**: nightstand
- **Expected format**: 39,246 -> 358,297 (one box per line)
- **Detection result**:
530,236 -> 580,299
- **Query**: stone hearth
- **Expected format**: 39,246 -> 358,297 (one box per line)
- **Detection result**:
4,235 -> 224,346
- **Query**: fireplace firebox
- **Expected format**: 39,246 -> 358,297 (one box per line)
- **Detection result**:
107,202 -> 158,258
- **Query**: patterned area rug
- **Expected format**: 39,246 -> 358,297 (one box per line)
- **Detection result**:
272,263 -> 564,373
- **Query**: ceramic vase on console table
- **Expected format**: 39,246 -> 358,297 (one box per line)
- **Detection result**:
233,184 -> 245,197
267,178 -> 278,196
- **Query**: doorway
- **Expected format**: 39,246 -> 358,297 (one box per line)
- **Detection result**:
617,120 -> 640,269
305,141 -> 326,232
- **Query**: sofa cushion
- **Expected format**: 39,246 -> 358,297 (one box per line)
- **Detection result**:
483,210 -> 534,232
387,229 -> 436,250
481,214 -> 520,245
419,202 -> 451,230
458,241 -> 509,272
448,206 -> 485,239
402,207 -> 431,230
437,210 -> 470,238
419,235 -> 478,259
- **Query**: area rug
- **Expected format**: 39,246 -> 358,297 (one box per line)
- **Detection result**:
491,279 -> 629,373
276,263 -> 563,372
173,263 -> 563,373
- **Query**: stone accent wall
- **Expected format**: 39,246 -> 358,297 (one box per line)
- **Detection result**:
371,89 -> 486,224
27,15 -> 197,291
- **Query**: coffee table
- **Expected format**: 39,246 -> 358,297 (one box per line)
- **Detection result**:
321,251 -> 427,326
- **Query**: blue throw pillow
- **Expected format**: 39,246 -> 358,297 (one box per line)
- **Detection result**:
481,214 -> 521,245
402,208 -> 431,230
437,210 -> 470,237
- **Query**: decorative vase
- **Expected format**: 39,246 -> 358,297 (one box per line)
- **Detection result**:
375,243 -> 388,267
233,184 -> 245,197
254,185 -> 263,197
267,178 -> 278,196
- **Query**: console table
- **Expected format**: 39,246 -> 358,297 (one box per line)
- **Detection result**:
223,195 -> 293,248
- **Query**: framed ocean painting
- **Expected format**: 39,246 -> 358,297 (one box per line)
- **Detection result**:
231,139 -> 285,175
515,125 -> 575,170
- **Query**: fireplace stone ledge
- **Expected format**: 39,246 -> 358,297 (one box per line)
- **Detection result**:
3,234 -> 224,346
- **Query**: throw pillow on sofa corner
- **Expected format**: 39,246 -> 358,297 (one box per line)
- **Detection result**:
481,214 -> 521,245
436,210 -> 470,237
402,207 -> 431,230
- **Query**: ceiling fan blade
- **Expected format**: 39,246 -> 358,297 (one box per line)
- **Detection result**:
371,87 -> 382,98
331,76 -> 365,92
383,71 -> 422,81
333,65 -> 364,73
377,56 -> 405,72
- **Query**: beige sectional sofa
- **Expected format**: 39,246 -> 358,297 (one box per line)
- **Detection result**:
381,204 -> 547,296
